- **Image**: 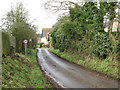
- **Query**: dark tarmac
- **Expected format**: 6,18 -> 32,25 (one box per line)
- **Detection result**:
37,48 -> 118,88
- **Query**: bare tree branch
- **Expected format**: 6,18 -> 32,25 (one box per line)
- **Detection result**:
44,0 -> 79,13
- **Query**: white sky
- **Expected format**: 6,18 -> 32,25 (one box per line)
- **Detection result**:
0,0 -> 119,34
0,0 -> 61,34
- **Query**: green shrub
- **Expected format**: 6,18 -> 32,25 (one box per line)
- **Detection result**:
92,32 -> 111,59
116,42 -> 120,61
40,42 -> 44,48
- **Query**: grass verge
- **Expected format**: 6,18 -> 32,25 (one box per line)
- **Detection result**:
49,48 -> 119,79
2,49 -> 52,88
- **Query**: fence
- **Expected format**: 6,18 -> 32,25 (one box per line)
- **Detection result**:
1,31 -> 16,56
10,35 -> 16,51
0,31 -> 2,58
0,31 -> 2,89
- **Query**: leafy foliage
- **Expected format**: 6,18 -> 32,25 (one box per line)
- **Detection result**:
50,2 -> 118,61
1,3 -> 37,52
92,32 -> 110,59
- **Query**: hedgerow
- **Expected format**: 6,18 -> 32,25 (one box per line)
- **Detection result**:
50,2 -> 119,61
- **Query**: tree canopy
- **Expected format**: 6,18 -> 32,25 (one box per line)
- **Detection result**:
1,3 -> 37,52
50,2 -> 119,61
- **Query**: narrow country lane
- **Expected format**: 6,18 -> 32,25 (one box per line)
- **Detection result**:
37,48 -> 118,88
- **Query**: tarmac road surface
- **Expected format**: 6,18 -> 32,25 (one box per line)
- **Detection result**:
37,48 -> 118,88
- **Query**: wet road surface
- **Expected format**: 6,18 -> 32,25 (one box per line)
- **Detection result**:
37,48 -> 118,88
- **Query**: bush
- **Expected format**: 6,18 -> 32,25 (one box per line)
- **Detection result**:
50,3 -> 118,61
40,42 -> 45,48
116,42 -> 120,61
92,32 -> 109,59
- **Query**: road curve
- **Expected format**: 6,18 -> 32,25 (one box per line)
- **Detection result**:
37,48 -> 118,88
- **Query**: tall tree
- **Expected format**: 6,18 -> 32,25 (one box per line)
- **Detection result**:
1,3 -> 37,52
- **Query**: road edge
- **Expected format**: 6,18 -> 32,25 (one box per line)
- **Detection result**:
36,51 -> 64,89
48,49 -> 119,82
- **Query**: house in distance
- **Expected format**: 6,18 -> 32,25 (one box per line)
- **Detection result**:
41,28 -> 53,46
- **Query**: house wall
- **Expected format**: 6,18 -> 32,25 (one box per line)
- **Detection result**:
41,28 -> 53,44
42,28 -> 52,39
112,21 -> 119,31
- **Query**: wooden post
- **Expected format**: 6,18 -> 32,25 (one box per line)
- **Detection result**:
0,31 -> 2,89
0,31 -> 2,59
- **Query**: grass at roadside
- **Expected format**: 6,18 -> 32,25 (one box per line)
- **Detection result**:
27,49 -> 52,88
2,49 -> 52,88
37,44 -> 40,48
49,48 -> 119,79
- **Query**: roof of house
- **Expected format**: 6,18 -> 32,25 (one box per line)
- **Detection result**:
42,28 -> 53,39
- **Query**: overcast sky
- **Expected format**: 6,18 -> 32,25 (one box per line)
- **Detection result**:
0,0 -> 62,34
0,0 -> 119,34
